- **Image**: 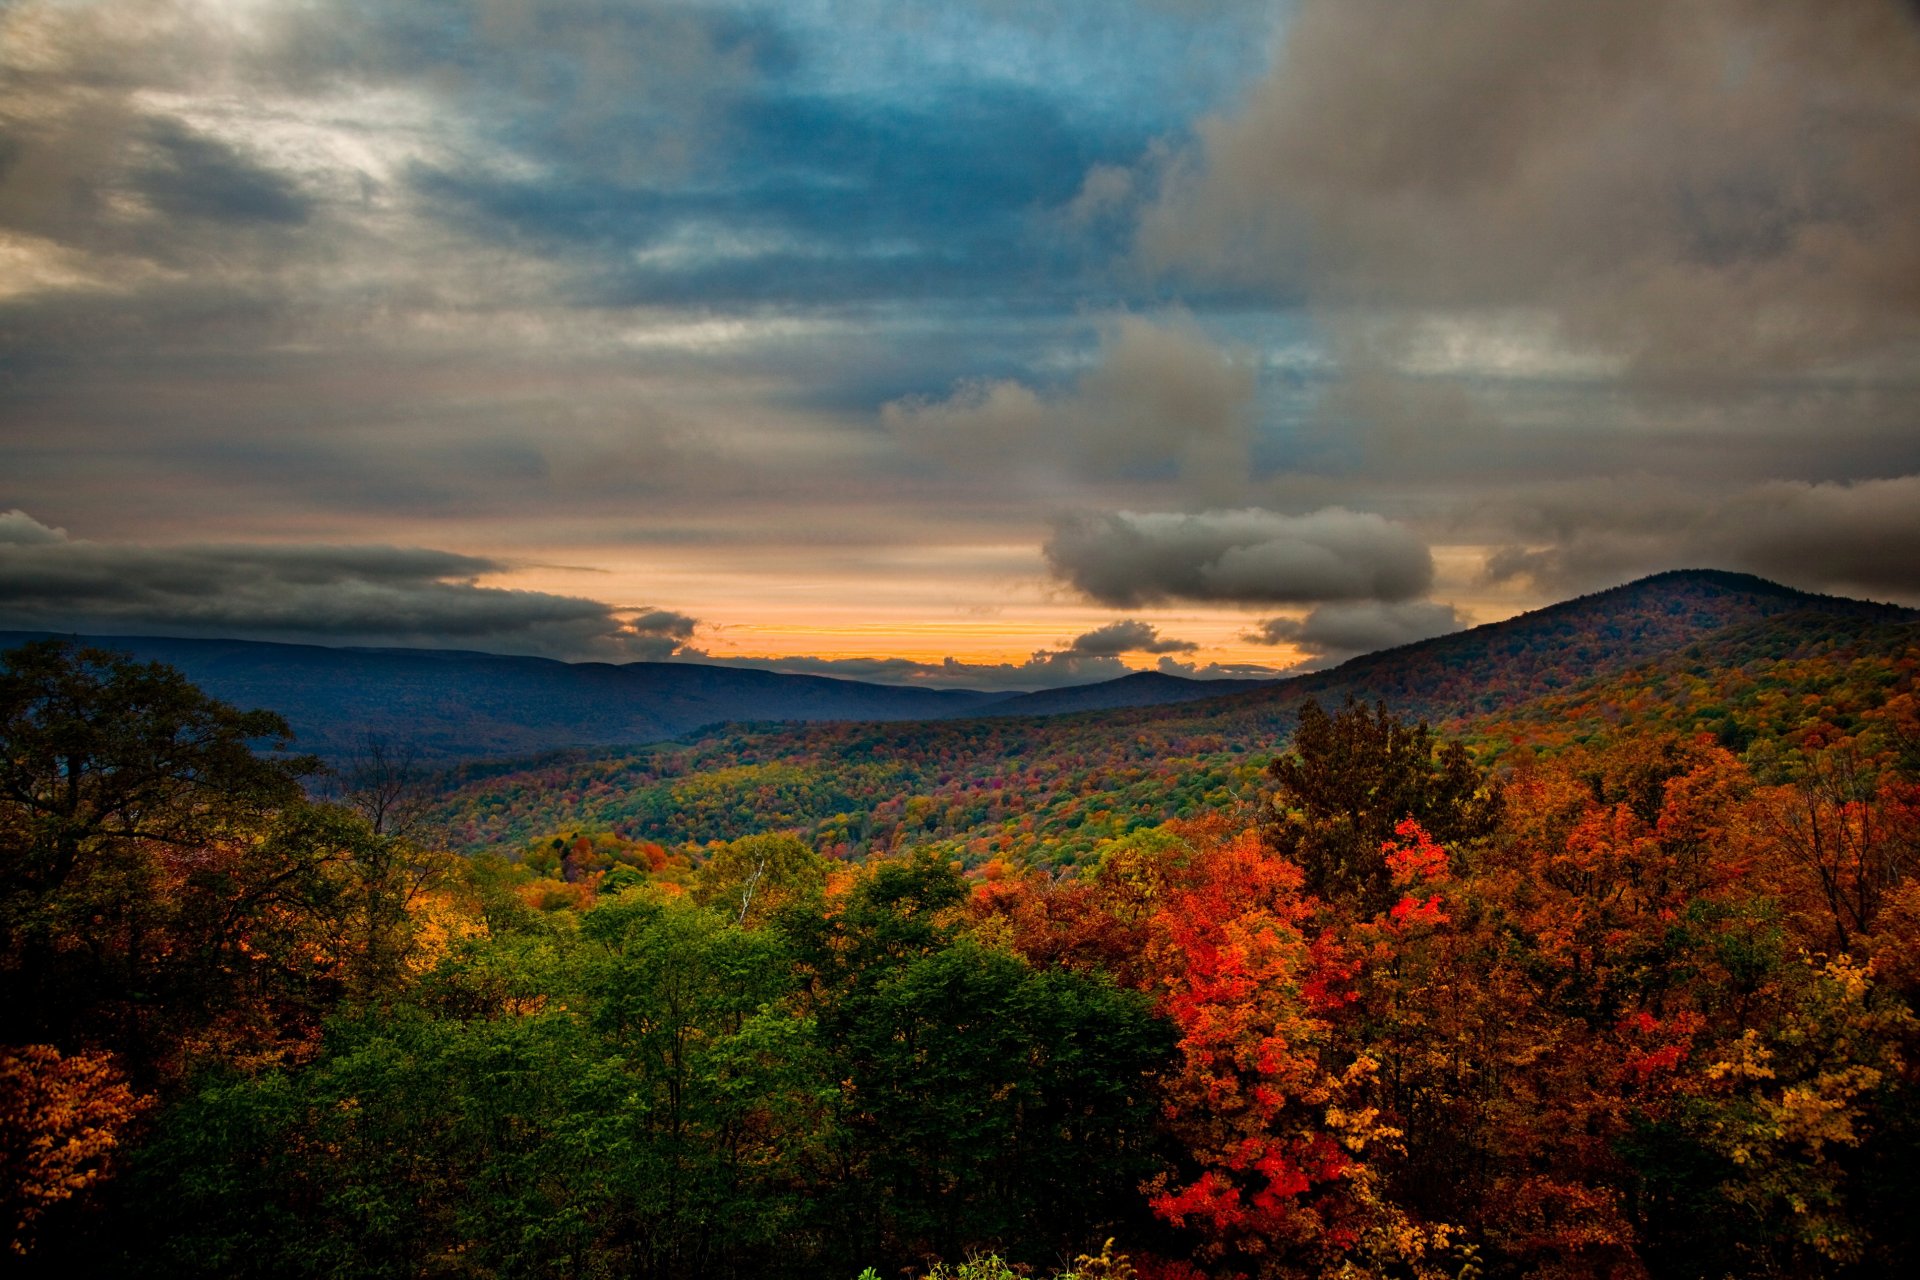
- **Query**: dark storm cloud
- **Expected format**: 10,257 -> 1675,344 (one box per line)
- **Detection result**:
1140,0 -> 1920,374
1479,474 -> 1920,601
1044,508 -> 1434,608
1244,601 -> 1464,659
0,512 -> 696,658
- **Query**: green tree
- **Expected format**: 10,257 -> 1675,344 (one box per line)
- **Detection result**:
692,832 -> 827,926
1262,698 -> 1500,913
0,639 -> 320,1076
787,851 -> 1173,1267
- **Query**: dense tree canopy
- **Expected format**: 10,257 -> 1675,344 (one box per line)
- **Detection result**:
6,632 -> 1920,1278
1262,698 -> 1502,913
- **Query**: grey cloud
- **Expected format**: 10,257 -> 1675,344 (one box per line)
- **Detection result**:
1245,600 -> 1464,658
1479,474 -> 1920,601
627,608 -> 698,641
884,313 -> 1255,500
1155,655 -> 1283,680
1140,0 -> 1920,374
272,0 -> 762,183
0,0 -> 749,288
1068,618 -> 1197,656
0,4 -> 320,270
0,512 -> 695,659
138,117 -> 310,227
0,511 -> 66,545
1045,507 -> 1433,607
1061,161 -> 1145,229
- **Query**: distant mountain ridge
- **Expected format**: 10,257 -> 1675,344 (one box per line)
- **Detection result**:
0,633 -> 1004,763
982,670 -> 1277,716
417,569 -> 1920,853
1114,567 -> 1916,733
6,570 -> 1911,770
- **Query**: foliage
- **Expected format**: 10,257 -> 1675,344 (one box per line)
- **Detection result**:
9,598 -> 1920,1278
0,1044 -> 147,1256
1262,698 -> 1501,913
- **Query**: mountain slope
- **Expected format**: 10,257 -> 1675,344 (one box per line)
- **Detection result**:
426,570 -> 1918,856
0,633 -> 1002,763
980,670 -> 1276,716
1142,568 -> 1914,735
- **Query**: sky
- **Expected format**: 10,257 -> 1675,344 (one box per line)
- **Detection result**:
3,0 -> 1918,689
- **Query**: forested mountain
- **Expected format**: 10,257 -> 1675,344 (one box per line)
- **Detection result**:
5,572 -> 1897,770
9,589 -> 1920,1280
0,632 -> 1002,763
983,669 -> 1276,715
425,570 -> 1918,859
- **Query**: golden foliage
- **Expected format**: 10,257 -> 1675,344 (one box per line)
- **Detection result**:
0,1044 -> 150,1255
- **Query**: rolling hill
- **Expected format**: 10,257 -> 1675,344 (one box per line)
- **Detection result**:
423,569 -> 1918,859
0,633 -> 1005,763
979,669 -> 1276,715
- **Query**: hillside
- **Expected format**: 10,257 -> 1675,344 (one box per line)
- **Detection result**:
426,570 -> 1918,859
982,669 -> 1275,715
9,571 -> 1889,768
0,633 -> 1002,763
16,578 -> 1920,1280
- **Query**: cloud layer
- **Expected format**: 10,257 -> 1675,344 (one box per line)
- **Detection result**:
885,313 -> 1255,500
1481,474 -> 1920,599
0,512 -> 694,659
1141,0 -> 1920,374
1044,508 -> 1434,608
1245,601 -> 1465,662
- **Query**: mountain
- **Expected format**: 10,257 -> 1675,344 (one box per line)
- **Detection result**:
981,670 -> 1276,716
420,570 -> 1919,857
1103,567 -> 1915,735
0,633 -> 1002,764
7,569 -> 1909,776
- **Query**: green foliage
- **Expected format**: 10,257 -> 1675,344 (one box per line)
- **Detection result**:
120,873 -> 1168,1278
1262,698 -> 1501,912
691,831 -> 826,925
0,639 -> 336,1078
130,893 -> 823,1277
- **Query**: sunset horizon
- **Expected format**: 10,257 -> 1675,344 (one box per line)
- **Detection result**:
6,0 -> 1917,686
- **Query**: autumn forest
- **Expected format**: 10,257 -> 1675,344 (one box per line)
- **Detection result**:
5,572 -> 1920,1280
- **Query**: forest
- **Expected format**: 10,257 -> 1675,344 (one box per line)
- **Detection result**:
4,605 -> 1920,1279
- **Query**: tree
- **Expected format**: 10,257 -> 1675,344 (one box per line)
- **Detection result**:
0,640 -> 318,1072
693,832 -> 827,926
0,1043 -> 147,1257
1262,699 -> 1499,914
324,731 -> 439,843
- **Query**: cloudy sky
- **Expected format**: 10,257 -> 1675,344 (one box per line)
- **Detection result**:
3,0 -> 1917,688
